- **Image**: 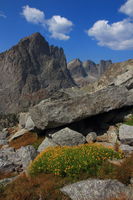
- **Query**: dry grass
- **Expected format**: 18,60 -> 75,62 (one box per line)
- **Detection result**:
0,173 -> 70,200
9,132 -> 39,149
98,153 -> 133,185
0,172 -> 17,180
114,153 -> 133,184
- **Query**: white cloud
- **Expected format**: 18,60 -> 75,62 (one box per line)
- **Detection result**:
21,5 -> 45,24
119,0 -> 133,17
46,15 -> 73,40
21,6 -> 73,40
0,11 -> 6,18
87,0 -> 133,50
87,19 -> 133,50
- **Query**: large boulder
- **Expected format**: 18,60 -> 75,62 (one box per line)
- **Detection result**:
38,128 -> 86,152
51,128 -> 86,146
16,145 -> 37,168
0,145 -> 37,173
119,124 -> 133,145
30,84 -> 133,130
60,179 -> 133,200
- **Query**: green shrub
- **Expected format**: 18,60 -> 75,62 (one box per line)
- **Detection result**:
29,144 -> 123,178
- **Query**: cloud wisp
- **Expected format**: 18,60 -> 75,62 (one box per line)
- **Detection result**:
87,0 -> 133,50
21,5 -> 73,40
0,11 -> 7,18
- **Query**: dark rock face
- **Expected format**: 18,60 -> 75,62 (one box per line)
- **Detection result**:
83,60 -> 98,77
67,59 -> 88,79
97,60 -> 112,76
0,114 -> 18,131
0,33 -> 75,114
67,59 -> 112,86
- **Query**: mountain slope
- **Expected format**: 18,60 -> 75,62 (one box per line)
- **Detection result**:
0,33 -> 75,114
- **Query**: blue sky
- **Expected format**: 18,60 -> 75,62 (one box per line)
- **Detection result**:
0,0 -> 133,63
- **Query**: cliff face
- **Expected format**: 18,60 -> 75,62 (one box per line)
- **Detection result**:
0,33 -> 75,114
67,59 -> 112,86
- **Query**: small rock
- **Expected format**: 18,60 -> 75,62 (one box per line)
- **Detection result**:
25,116 -> 35,131
86,132 -> 97,143
0,131 -> 8,140
130,177 -> 133,185
19,112 -> 29,128
120,144 -> 133,154
0,140 -> 7,145
107,126 -> 118,144
96,133 -> 108,142
38,137 -> 57,152
119,124 -> 133,145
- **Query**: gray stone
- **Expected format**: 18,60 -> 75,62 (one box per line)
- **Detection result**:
17,145 -> 37,168
107,126 -> 118,144
0,140 -> 7,145
0,147 -> 19,173
0,131 -> 8,140
25,116 -> 35,131
96,134 -> 108,142
30,84 -> 133,130
60,179 -> 133,200
0,145 -> 37,173
9,129 -> 28,142
38,137 -> 57,152
51,128 -> 86,146
19,112 -> 29,128
119,124 -> 133,145
86,132 -> 97,143
120,144 -> 133,154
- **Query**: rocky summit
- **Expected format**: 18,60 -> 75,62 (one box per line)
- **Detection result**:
0,33 -> 75,114
67,58 -> 112,86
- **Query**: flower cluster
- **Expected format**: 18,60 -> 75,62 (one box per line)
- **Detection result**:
29,143 -> 123,177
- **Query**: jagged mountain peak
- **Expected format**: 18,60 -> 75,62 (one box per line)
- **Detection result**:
0,33 -> 75,114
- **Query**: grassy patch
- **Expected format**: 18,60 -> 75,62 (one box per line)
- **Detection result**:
124,114 -> 133,126
0,173 -> 70,200
9,132 -> 45,150
29,144 -> 123,178
9,132 -> 38,149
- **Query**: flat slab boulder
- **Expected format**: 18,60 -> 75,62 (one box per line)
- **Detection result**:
29,85 -> 133,130
119,124 -> 133,145
60,179 -> 133,200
